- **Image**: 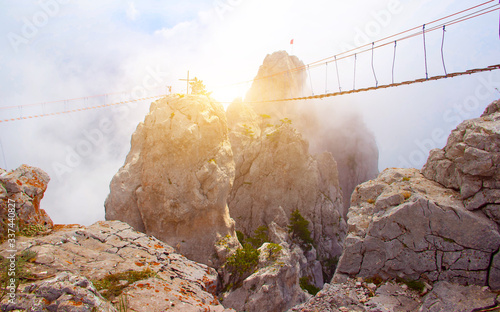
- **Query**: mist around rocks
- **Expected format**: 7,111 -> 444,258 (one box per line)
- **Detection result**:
243,51 -> 379,215
2,50 -> 500,312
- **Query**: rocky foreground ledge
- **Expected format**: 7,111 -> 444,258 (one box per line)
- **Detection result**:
0,221 -> 233,312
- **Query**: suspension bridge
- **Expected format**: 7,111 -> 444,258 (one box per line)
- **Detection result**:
0,0 -> 499,122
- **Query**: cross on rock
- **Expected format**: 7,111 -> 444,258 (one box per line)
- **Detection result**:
179,70 -> 194,95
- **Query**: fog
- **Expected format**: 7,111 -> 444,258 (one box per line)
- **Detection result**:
0,0 -> 499,225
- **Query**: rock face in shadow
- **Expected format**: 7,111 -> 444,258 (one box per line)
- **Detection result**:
227,102 -> 346,274
335,168 -> 500,288
304,109 -> 380,217
0,165 -> 53,241
105,95 -> 240,266
335,100 -> 500,291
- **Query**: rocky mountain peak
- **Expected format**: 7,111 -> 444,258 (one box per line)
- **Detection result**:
105,94 -> 240,267
245,50 -> 307,103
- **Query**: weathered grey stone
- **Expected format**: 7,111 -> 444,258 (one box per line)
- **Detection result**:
122,277 -> 232,312
422,99 -> 500,215
484,204 -> 500,225
489,251 -> 500,290
419,281 -> 498,312
227,113 -> 346,273
223,241 -> 309,312
105,95 -> 240,266
0,165 -> 53,241
289,278 -> 422,312
1,272 -> 117,312
368,282 -> 422,312
335,168 -> 500,289
0,221 -> 226,311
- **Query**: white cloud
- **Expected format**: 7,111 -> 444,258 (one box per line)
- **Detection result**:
155,20 -> 194,39
126,2 -> 140,21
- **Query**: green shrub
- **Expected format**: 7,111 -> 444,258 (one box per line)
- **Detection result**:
247,226 -> 269,248
236,231 -> 245,245
189,77 -> 212,96
279,118 -> 292,125
299,276 -> 320,295
92,268 -> 156,300
396,277 -> 426,292
116,294 -> 129,312
19,224 -> 49,237
224,243 -> 260,291
265,243 -> 283,261
0,250 -> 38,301
288,209 -> 313,249
236,226 -> 270,249
242,124 -> 255,138
225,243 -> 260,276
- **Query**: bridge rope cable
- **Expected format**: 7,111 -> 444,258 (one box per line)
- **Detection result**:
243,64 -> 500,104
311,4 -> 500,68
423,24 -> 429,80
371,42 -> 378,88
0,94 -> 166,123
0,91 -> 128,111
308,65 -> 314,95
392,41 -> 397,84
441,26 -> 448,76
212,0 -> 499,89
353,53 -> 357,90
307,0 -> 499,66
325,62 -> 328,93
334,56 -> 342,93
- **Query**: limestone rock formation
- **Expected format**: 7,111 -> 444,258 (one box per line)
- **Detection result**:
226,107 -> 346,273
289,278 -> 423,312
422,99 -> 500,215
418,281 -> 499,312
240,50 -> 379,217
221,222 -> 335,312
2,272 -> 117,312
0,165 -> 53,241
245,50 -> 307,104
289,277 -> 499,312
105,95 -> 240,266
0,220 -> 231,311
335,168 -> 500,289
222,241 -> 310,312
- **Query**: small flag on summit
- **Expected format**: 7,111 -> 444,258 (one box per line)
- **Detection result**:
290,39 -> 294,45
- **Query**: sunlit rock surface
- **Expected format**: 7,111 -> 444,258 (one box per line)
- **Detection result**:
0,164 -> 53,241
0,221 -> 231,312
335,168 -> 500,289
105,95 -> 240,266
422,99 -> 500,214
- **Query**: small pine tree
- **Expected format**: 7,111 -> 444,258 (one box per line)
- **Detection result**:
288,209 -> 314,247
189,77 -> 212,96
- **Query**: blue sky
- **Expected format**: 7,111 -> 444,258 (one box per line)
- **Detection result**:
0,0 -> 499,225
